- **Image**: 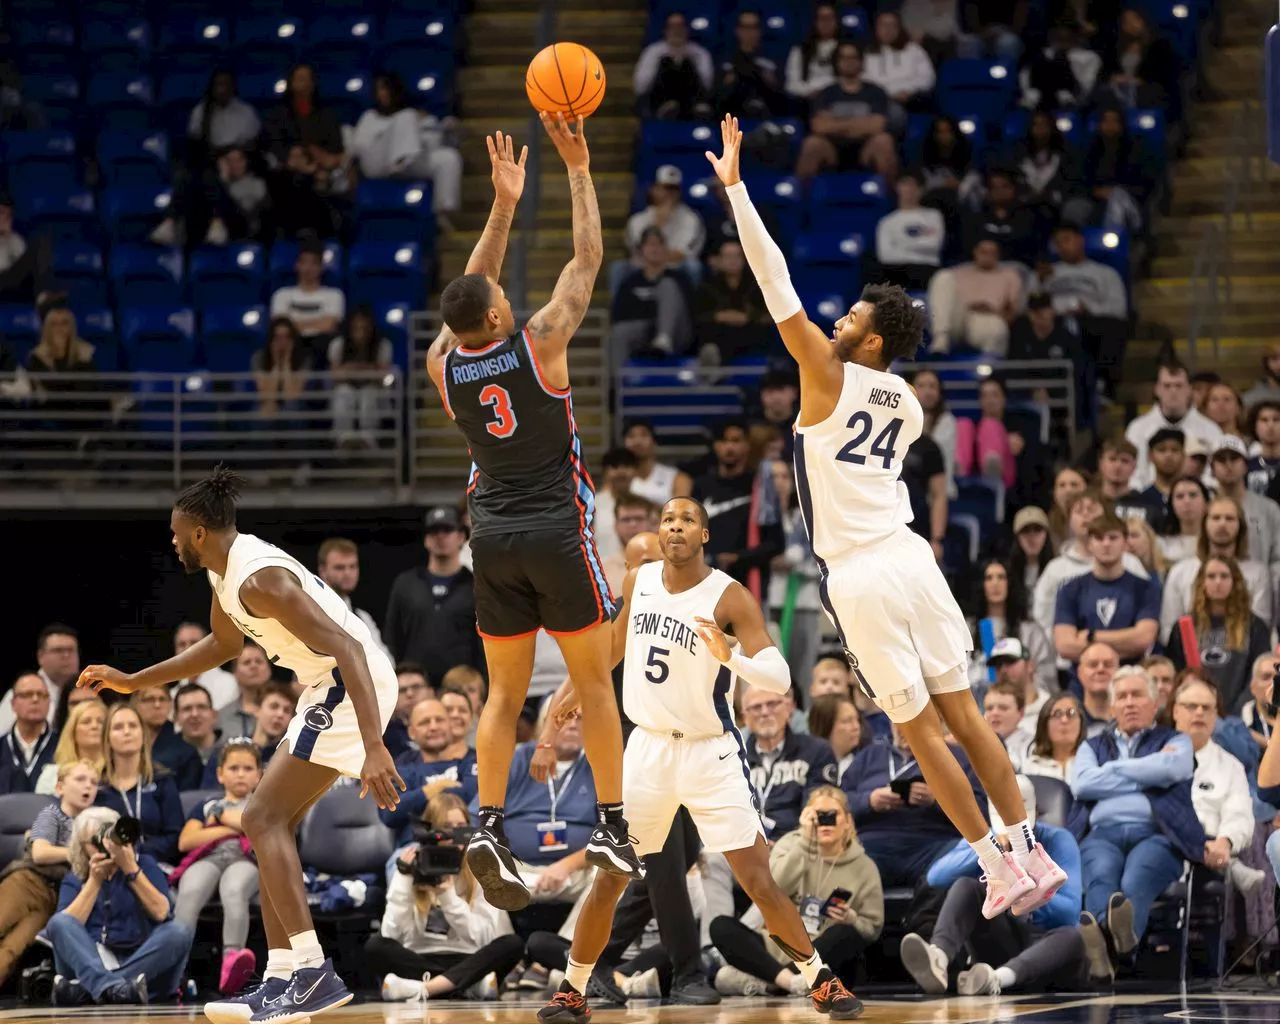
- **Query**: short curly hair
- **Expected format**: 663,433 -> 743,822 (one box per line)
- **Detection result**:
861,284 -> 923,365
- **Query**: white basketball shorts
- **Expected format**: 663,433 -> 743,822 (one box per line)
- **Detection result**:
819,527 -> 972,724
622,726 -> 765,857
282,651 -> 398,777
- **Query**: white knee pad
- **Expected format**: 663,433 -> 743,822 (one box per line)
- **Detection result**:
871,683 -> 929,724
924,664 -> 971,695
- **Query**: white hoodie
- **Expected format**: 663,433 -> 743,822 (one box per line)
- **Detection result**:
1189,739 -> 1254,854
379,870 -> 510,956
862,43 -> 936,99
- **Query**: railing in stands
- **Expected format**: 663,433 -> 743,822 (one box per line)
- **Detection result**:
0,371 -> 405,507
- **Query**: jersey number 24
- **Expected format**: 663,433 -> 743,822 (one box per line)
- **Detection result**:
479,384 -> 517,439
837,412 -> 903,469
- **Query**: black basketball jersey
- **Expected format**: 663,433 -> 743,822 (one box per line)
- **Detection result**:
442,329 -> 593,538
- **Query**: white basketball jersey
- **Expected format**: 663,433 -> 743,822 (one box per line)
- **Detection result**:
622,561 -> 738,738
794,361 -> 923,561
209,533 -> 388,686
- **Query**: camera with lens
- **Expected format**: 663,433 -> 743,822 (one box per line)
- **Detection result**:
815,810 -> 838,827
93,816 -> 141,853
400,825 -> 473,885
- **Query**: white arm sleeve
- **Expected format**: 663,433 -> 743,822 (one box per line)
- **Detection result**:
725,181 -> 803,323
727,646 -> 792,695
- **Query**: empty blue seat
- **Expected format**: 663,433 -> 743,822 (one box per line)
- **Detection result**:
77,307 -> 120,369
839,7 -> 869,38
160,71 -> 210,113
0,131 -> 78,203
372,302 -> 411,369
17,190 -> 97,243
13,21 -> 76,72
0,308 -> 43,362
307,15 -> 377,67
798,291 -> 852,335
111,245 -> 185,308
121,307 -> 197,372
200,305 -> 267,373
20,74 -> 81,127
233,15 -> 303,70
1081,227 -> 1131,281
354,181 -> 435,244
188,245 -> 267,310
408,66 -> 454,118
317,72 -> 372,126
157,16 -> 230,62
269,241 -> 344,293
347,242 -> 423,307
81,18 -> 151,71
937,60 -> 1016,126
97,133 -> 170,190
792,233 -> 865,305
237,71 -> 289,108
808,174 -> 889,236
52,243 -> 108,306
642,121 -> 721,158
86,73 -> 155,135
382,13 -> 457,53
101,186 -> 173,244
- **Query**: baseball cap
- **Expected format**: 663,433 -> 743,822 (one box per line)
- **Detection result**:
1148,427 -> 1186,450
424,506 -> 461,531
989,637 -> 1027,664
1012,506 -> 1049,534
1184,433 -> 1209,458
655,165 -> 683,187
1211,435 -> 1248,461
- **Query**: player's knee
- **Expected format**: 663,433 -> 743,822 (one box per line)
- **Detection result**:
871,685 -> 929,725
242,795 -> 283,837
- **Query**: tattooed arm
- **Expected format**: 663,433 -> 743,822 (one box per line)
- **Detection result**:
525,114 -> 602,390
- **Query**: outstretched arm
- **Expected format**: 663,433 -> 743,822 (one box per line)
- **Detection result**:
706,116 -> 842,422
525,114 -> 602,388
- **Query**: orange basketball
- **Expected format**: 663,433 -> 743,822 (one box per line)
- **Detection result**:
526,42 -> 607,118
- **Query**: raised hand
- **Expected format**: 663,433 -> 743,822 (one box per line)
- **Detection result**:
540,112 -> 590,173
694,616 -> 732,663
77,664 -> 138,697
487,130 -> 528,205
705,114 -> 742,187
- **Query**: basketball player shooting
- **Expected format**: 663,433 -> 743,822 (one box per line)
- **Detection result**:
75,466 -> 405,1024
425,115 -> 642,913
705,116 -> 1066,917
533,499 -> 863,1023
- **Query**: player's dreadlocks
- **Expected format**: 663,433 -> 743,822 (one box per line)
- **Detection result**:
860,283 -> 924,365
174,464 -> 245,530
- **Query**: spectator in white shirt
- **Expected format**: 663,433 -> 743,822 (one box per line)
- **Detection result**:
269,237 -> 345,361
350,73 -> 462,231
872,171 -> 945,290
863,10 -> 937,113
634,12 -> 715,119
1125,362 -> 1224,490
927,237 -> 1023,355
171,623 -> 238,710
0,624 -> 79,734
625,166 -> 705,278
622,419 -> 679,505
785,2 -> 841,100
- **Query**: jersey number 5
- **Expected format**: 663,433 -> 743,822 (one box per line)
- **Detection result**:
836,413 -> 903,469
480,384 -> 517,438
645,646 -> 669,685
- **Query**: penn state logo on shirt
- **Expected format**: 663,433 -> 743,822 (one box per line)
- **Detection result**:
822,763 -> 839,784
845,650 -> 859,670
1095,598 -> 1117,628
303,705 -> 335,732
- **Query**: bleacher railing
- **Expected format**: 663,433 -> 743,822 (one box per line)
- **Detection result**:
0,371 -> 405,507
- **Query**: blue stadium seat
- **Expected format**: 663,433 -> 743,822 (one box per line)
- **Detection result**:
81,18 -> 152,72
17,190 -> 98,243
354,181 -> 435,244
188,245 -> 267,311
121,307 -> 198,372
233,15 -> 303,71
0,131 -> 78,203
642,121 -> 720,158
237,71 -> 289,109
101,186 -> 173,244
0,308 -> 42,365
13,20 -> 76,72
807,174 -> 890,237
904,112 -> 934,165
936,60 -> 1017,127
157,15 -> 230,63
306,15 -> 378,68
382,12 -> 458,53
160,70 -> 211,121
839,6 -> 869,38
408,66 -> 454,118
317,72 -> 373,126
77,307 -> 120,369
269,241 -> 344,293
347,242 -> 423,307
20,74 -> 81,128
373,302 -> 411,370
97,132 -> 170,190
792,232 -> 866,306
111,245 -> 185,308
52,243 -> 108,307
200,305 -> 267,373
748,173 -> 803,251
798,292 -> 852,336
1082,227 -> 1131,282
86,73 -> 156,135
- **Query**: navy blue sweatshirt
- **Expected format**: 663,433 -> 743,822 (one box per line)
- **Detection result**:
744,728 -> 837,839
95,773 -> 184,865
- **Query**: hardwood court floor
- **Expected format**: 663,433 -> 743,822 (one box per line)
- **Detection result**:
3,993 -> 1280,1024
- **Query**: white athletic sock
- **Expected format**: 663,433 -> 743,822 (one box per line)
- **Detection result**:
289,930 -> 325,970
794,951 -> 825,987
564,958 -> 594,995
264,948 -> 296,982
1007,819 -> 1036,867
970,831 -> 1007,875
994,966 -> 1017,989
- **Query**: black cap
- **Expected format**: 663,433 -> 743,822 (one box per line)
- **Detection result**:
1027,292 -> 1052,310
424,506 -> 461,531
1147,427 -> 1186,450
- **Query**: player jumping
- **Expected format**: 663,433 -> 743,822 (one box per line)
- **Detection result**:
536,498 -> 864,1022
77,466 -> 405,1024
425,116 -> 642,912
705,116 -> 1066,918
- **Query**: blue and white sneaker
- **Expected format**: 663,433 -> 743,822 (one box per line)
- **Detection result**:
205,977 -> 288,1024
250,960 -> 352,1024
465,825 -> 531,911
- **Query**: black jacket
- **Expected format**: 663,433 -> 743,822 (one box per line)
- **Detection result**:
384,565 -> 485,681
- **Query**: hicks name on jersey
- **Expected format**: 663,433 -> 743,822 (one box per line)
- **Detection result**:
868,386 -> 901,409
632,611 -> 701,654
450,351 -> 520,384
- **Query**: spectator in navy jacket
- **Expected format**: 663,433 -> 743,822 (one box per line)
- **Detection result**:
94,704 -> 184,867
380,697 -> 478,849
1053,512 -> 1160,672
0,673 -> 57,794
133,688 -> 202,791
1069,666 -> 1201,959
842,721 -> 983,886
742,686 -> 837,839
46,806 -> 193,1005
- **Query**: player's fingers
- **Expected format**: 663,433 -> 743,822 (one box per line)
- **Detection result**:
486,135 -> 497,162
393,768 -> 407,792
575,115 -> 586,141
359,779 -> 370,800
518,144 -> 528,168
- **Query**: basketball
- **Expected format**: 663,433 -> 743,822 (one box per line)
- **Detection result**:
525,42 -> 607,118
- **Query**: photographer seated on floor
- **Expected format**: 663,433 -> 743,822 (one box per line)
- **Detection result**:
46,806 -> 194,1005
370,789 -> 524,1003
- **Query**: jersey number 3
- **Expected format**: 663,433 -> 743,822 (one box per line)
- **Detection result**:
480,384 -> 517,438
837,413 -> 903,469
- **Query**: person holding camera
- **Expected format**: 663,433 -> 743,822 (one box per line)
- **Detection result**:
173,739 -> 263,996
370,791 -> 524,1002
709,786 -> 884,996
95,703 -> 184,866
0,759 -> 99,987
45,805 -> 194,1005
